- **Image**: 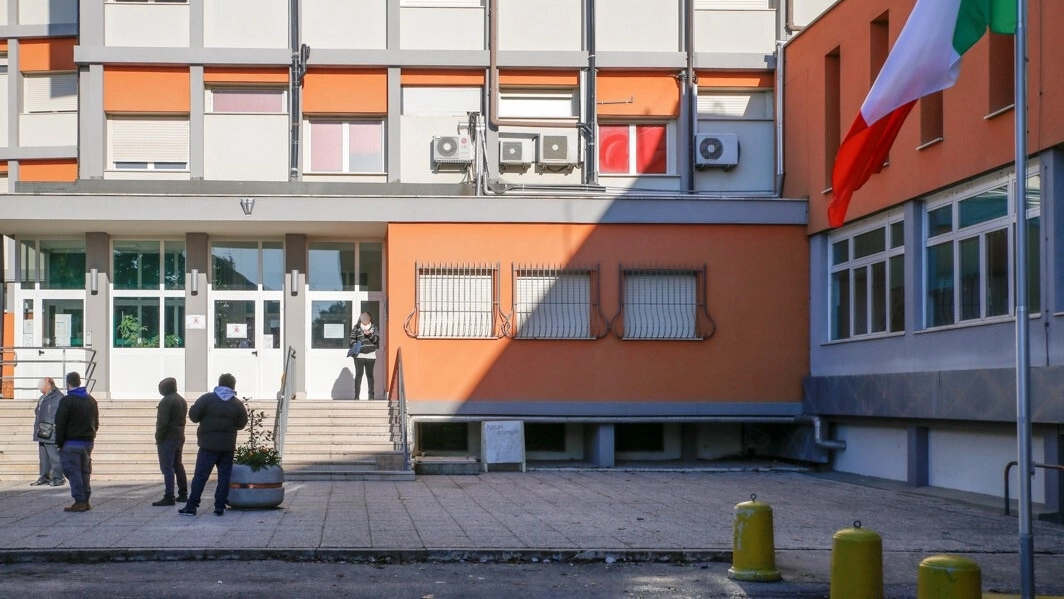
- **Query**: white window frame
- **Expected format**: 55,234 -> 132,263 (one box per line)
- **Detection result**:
205,87 -> 287,115
513,267 -> 594,340
597,121 -> 675,177
498,89 -> 579,120
923,168 -> 1041,329
399,0 -> 483,7
304,119 -> 386,175
110,239 -> 186,351
827,211 -> 905,341
107,117 -> 191,172
414,264 -> 498,339
23,72 -> 78,114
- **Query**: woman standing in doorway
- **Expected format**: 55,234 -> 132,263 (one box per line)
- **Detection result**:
349,311 -> 380,400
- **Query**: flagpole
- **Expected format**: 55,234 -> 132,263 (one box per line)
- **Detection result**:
1013,0 -> 1034,596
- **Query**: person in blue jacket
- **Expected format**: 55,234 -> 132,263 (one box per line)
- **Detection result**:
178,373 -> 248,517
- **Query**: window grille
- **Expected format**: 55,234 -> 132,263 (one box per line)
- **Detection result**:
611,266 -> 715,340
405,263 -> 500,339
509,265 -> 607,339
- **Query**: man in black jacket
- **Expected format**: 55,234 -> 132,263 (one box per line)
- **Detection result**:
152,377 -> 188,507
54,372 -> 99,513
179,373 -> 248,517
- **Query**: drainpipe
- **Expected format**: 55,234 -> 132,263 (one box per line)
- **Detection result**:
288,0 -> 309,181
774,39 -> 785,197
584,0 -> 597,185
795,415 -> 846,450
684,0 -> 696,193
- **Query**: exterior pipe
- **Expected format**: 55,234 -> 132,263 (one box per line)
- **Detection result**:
774,39 -> 785,197
794,415 -> 846,450
685,0 -> 696,193
584,0 -> 597,184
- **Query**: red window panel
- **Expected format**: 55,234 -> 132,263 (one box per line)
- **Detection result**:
635,124 -> 667,174
310,121 -> 342,172
598,125 -> 630,174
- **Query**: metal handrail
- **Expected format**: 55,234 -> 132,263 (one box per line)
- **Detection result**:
273,346 -> 297,459
387,347 -> 411,471
1003,460 -> 1064,515
1,346 -> 99,395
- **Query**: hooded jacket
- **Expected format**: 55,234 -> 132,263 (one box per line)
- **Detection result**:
54,387 -> 100,447
155,378 -> 187,444
33,387 -> 64,443
188,386 -> 249,452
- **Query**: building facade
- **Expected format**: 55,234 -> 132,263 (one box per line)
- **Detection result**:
785,0 -> 1064,509
0,0 -> 831,466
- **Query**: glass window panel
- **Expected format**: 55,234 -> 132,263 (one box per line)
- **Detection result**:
164,241 -> 186,290
1027,173 -> 1041,211
19,240 -> 37,286
113,240 -> 161,290
889,254 -> 905,332
114,297 -> 161,348
214,300 -> 256,349
262,242 -> 284,291
985,229 -> 1009,317
635,125 -> 668,174
211,89 -> 284,113
958,186 -> 1008,228
263,300 -> 281,349
871,261 -> 887,333
831,240 -> 849,265
39,240 -> 86,290
359,242 -> 383,291
926,242 -> 954,327
928,205 -> 952,237
830,270 -> 850,340
598,125 -> 630,174
1028,215 -> 1041,313
890,221 -> 904,248
853,266 -> 868,335
212,242 -> 259,290
309,121 -> 343,172
853,227 -> 886,259
311,300 -> 353,349
348,122 -> 384,173
163,298 -> 185,348
42,300 -> 83,348
959,236 -> 981,321
309,242 -> 356,291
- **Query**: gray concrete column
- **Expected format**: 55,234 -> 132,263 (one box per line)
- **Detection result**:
8,39 -> 19,151
904,201 -> 923,333
585,423 -> 615,468
78,65 -> 106,179
84,233 -> 110,397
680,423 -> 698,462
284,234 -> 306,399
387,67 -> 401,182
189,0 -> 204,48
184,233 -> 209,397
387,0 -> 400,50
189,66 -> 205,180
78,0 -> 105,46
907,425 -> 929,487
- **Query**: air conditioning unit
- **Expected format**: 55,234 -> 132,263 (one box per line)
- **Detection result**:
499,139 -> 534,166
537,133 -> 578,166
432,135 -> 473,164
694,134 -> 740,170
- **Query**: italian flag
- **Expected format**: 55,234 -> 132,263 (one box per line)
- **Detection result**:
829,0 -> 1016,228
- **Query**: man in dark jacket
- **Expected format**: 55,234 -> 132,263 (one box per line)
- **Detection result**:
54,372 -> 99,513
179,373 -> 248,517
152,377 -> 188,507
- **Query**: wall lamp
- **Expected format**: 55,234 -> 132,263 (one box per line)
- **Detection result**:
190,268 -> 199,295
290,269 -> 299,296
240,197 -> 256,216
89,268 -> 99,295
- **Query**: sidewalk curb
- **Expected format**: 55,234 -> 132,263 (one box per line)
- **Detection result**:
0,548 -> 733,565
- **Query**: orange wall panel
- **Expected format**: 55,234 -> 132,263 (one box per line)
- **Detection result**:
499,70 -> 580,87
386,223 -> 808,405
203,68 -> 289,84
597,72 -> 681,117
697,71 -> 774,88
19,160 -> 77,183
303,69 -> 387,114
19,38 -> 76,72
104,67 -> 191,113
401,69 -> 485,86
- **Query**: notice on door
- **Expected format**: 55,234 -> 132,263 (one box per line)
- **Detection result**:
185,314 -> 206,330
226,323 -> 248,339
480,420 -> 526,473
54,314 -> 72,347
323,323 -> 346,339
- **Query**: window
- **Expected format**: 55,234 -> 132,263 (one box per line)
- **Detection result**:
988,33 -> 1014,114
412,264 -> 498,339
112,240 -> 186,349
108,117 -> 190,171
211,241 -> 283,291
498,90 -> 578,119
824,47 -> 841,187
41,300 -> 84,347
307,120 -> 384,174
113,240 -> 185,290
19,239 -> 86,290
599,123 -> 669,175
613,268 -> 713,340
924,173 -> 1040,328
401,87 -> 481,116
829,216 -> 905,340
513,266 -> 601,340
0,54 -> 9,75
869,12 -> 889,84
206,88 -> 286,114
697,91 -> 772,120
920,91 -> 943,146
23,73 -> 78,113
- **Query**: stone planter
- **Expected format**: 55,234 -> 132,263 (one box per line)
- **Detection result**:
228,463 -> 284,509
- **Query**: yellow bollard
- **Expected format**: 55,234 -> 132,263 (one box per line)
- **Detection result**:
728,494 -> 782,582
917,555 -> 981,599
830,521 -> 883,599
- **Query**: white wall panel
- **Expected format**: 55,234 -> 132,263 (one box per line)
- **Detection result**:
499,0 -> 582,52
694,119 -> 775,193
400,115 -> 471,183
204,0 -> 288,49
791,0 -> 838,28
695,9 -> 776,55
19,113 -> 77,147
597,0 -> 679,53
930,428 -> 1046,502
399,7 -> 484,50
105,3 -> 191,48
204,114 -> 289,181
832,424 -> 908,482
18,0 -> 77,25
0,74 -> 8,147
303,0 -> 387,50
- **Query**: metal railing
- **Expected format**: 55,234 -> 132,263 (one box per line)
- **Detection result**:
273,346 -> 297,458
387,347 -> 411,471
1003,460 -> 1064,515
1,346 -> 98,397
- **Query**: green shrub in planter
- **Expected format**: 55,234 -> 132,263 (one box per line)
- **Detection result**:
229,401 -> 284,509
